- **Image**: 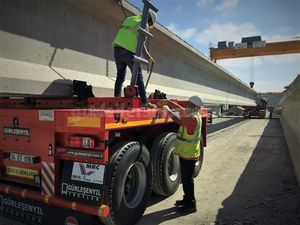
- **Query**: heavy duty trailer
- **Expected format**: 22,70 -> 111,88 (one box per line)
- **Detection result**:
0,93 -> 208,225
243,105 -> 267,119
242,98 -> 272,119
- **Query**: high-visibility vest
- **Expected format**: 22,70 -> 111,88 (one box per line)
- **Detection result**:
112,16 -> 141,53
174,112 -> 202,160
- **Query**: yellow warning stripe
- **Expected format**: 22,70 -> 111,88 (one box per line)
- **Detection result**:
67,116 -> 101,128
5,185 -> 10,194
71,202 -> 77,210
44,195 -> 50,204
105,117 -> 173,129
21,189 -> 27,198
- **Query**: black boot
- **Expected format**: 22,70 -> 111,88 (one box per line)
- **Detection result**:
174,199 -> 186,206
177,201 -> 197,213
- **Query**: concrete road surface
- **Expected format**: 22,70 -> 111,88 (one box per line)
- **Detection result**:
1,119 -> 300,225
138,119 -> 300,225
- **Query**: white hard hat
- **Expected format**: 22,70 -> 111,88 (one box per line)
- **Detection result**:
188,95 -> 203,107
148,9 -> 157,25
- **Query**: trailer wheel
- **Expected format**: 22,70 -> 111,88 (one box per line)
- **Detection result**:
193,138 -> 204,178
151,132 -> 180,196
101,141 -> 152,225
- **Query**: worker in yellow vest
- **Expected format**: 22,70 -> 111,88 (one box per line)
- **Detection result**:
112,10 -> 157,108
158,95 -> 203,213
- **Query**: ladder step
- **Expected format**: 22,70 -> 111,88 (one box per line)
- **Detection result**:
138,27 -> 153,38
133,55 -> 149,65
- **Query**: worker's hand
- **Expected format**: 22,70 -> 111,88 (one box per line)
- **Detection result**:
148,57 -> 155,64
162,105 -> 170,111
154,109 -> 163,120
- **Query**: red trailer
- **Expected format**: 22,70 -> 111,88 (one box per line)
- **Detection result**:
0,2 -> 208,224
0,94 -> 207,225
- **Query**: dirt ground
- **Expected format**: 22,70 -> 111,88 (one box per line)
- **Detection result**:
1,118 -> 300,225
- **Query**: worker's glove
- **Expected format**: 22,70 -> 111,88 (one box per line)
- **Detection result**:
162,105 -> 170,111
148,57 -> 155,64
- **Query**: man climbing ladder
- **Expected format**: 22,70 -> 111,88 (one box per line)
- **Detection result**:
112,1 -> 158,108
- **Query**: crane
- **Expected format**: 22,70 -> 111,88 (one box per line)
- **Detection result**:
209,37 -> 299,118
210,39 -> 300,61
210,37 -> 300,88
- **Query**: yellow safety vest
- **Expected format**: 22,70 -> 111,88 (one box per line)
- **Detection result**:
174,112 -> 202,160
112,16 -> 141,53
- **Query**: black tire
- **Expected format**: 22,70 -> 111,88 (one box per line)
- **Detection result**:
193,139 -> 204,178
151,132 -> 181,196
100,141 -> 152,225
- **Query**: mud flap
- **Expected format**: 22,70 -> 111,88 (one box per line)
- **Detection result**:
60,161 -> 105,205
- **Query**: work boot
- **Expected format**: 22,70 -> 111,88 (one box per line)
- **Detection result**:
142,101 -> 157,109
177,202 -> 197,214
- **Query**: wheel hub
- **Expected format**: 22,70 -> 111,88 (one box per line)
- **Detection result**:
124,162 -> 147,209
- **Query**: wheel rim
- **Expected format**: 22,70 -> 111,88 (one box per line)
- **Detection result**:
124,162 -> 147,209
167,147 -> 179,182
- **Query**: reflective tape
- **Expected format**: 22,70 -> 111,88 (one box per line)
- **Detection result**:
42,162 -> 55,196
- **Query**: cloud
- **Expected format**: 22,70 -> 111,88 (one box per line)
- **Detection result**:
262,54 -> 300,64
214,0 -> 239,12
166,23 -> 197,40
218,57 -> 263,70
181,28 -> 197,39
196,0 -> 239,13
166,23 -> 177,33
175,6 -> 182,12
263,33 -> 300,42
254,80 -> 293,92
196,0 -> 214,7
196,22 -> 259,45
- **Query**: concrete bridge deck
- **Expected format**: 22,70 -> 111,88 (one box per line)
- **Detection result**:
0,0 -> 256,106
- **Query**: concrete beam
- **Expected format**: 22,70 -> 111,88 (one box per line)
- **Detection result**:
0,0 -> 257,106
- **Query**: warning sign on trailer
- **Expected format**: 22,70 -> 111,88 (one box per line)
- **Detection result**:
6,166 -> 39,179
71,162 -> 105,184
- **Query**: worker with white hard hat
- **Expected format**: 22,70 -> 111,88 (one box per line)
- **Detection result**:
158,95 -> 203,213
112,10 -> 157,108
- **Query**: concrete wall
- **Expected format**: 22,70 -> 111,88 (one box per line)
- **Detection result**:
280,75 -> 300,186
0,0 -> 257,106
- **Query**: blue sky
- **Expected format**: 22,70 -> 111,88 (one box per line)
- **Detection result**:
128,0 -> 300,92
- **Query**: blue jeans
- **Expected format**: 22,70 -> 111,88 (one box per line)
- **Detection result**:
114,47 -> 147,104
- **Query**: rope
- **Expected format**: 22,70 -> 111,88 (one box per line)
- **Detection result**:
249,57 -> 254,83
145,62 -> 154,90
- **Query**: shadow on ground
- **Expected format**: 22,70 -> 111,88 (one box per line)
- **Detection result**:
215,119 -> 300,225
208,117 -> 246,134
139,206 -> 190,225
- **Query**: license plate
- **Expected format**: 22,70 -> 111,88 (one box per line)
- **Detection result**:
6,166 -> 39,179
8,153 -> 39,164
